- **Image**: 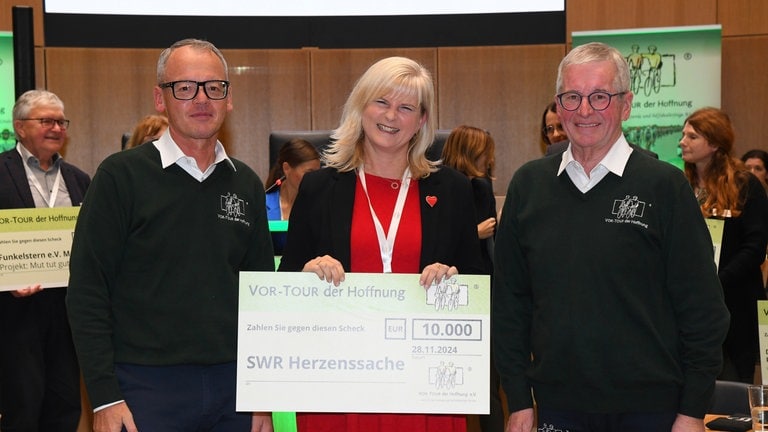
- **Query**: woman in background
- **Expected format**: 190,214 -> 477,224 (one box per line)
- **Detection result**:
539,101 -> 567,154
124,113 -> 168,149
279,56 -> 483,432
741,149 -> 768,296
265,138 -> 321,254
680,107 -> 768,384
741,149 -> 768,194
441,125 -> 496,275
441,125 -> 503,432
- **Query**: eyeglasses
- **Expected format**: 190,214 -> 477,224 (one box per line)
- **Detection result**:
556,91 -> 626,112
159,80 -> 230,100
21,118 -> 71,129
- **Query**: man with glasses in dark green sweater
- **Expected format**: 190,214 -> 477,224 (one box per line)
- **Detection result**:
493,42 -> 729,432
67,39 -> 274,432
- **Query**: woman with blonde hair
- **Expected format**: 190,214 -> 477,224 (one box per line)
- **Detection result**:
680,106 -> 768,383
279,56 -> 483,432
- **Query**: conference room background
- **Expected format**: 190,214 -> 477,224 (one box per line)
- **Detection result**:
0,0 -> 764,209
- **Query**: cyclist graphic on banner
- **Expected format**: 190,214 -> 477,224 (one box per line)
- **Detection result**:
626,43 -> 673,97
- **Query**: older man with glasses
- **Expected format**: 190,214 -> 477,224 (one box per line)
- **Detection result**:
67,39 -> 274,432
493,42 -> 729,432
0,89 -> 90,431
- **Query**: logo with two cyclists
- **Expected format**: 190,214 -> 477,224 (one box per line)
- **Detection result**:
626,44 -> 675,97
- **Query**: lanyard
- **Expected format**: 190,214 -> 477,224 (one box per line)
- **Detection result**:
357,165 -> 411,273
27,166 -> 62,208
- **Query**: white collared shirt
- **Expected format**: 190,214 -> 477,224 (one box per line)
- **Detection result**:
153,130 -> 236,182
557,135 -> 633,193
16,143 -> 71,207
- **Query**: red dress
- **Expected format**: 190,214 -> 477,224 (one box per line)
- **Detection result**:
296,172 -> 466,432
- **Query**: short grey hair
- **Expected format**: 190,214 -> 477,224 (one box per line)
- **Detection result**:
156,38 -> 229,83
12,90 -> 64,120
556,42 -> 630,94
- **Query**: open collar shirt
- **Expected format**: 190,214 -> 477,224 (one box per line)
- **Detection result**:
153,131 -> 235,182
16,142 -> 71,207
557,134 -> 633,193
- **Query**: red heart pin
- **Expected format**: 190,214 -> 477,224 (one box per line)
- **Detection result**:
426,196 -> 437,207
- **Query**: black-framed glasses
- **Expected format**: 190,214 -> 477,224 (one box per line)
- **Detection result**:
159,80 -> 230,100
21,118 -> 71,129
556,91 -> 626,112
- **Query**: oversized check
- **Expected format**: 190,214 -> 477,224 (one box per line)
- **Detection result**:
0,207 -> 79,291
237,271 -> 490,414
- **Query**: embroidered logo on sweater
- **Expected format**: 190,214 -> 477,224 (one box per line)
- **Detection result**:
218,192 -> 251,227
613,194 -> 645,218
605,194 -> 649,228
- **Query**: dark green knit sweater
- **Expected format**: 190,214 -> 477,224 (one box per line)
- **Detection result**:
67,143 -> 274,407
493,151 -> 729,418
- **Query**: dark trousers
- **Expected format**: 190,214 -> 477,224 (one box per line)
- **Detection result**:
0,289 -> 81,432
116,362 -> 251,431
536,408 -> 677,432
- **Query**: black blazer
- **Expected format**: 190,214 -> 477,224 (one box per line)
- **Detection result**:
546,140 -> 659,159
278,166 -> 484,274
0,148 -> 91,209
471,176 -> 496,275
718,173 -> 768,373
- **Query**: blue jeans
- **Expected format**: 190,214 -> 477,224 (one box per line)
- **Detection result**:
116,362 -> 251,431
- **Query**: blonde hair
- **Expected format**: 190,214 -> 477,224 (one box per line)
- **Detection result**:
324,56 -> 437,178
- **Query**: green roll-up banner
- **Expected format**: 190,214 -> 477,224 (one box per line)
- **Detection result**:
0,32 -> 16,153
572,25 -> 722,170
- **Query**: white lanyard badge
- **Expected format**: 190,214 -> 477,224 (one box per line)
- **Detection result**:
357,165 -> 411,273
28,168 -> 62,208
